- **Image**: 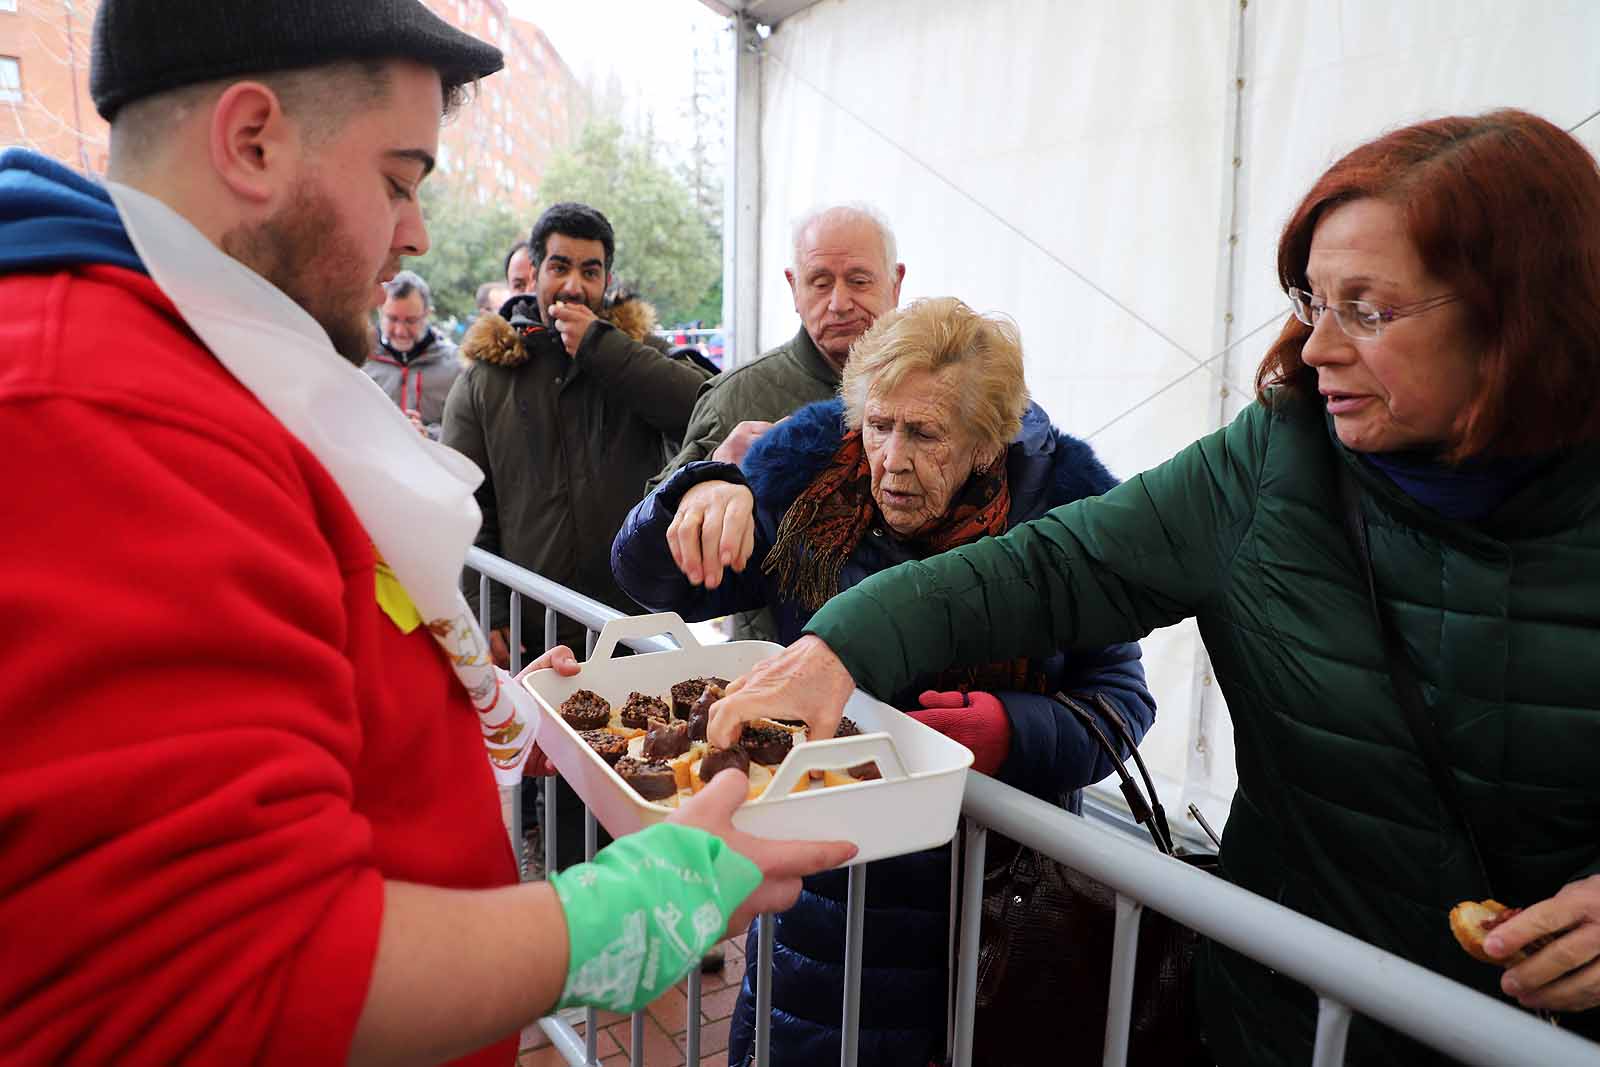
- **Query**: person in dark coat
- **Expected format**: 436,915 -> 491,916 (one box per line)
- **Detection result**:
612,297 -> 1156,1066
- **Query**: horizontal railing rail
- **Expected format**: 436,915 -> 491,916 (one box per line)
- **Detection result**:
464,549 -> 1600,1067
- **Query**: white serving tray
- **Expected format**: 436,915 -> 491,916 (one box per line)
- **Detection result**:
519,612 -> 973,866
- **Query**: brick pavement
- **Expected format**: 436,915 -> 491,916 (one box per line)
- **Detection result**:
517,938 -> 745,1067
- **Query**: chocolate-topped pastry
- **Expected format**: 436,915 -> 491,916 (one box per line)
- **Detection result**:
846,760 -> 881,780
742,723 -> 793,765
619,691 -> 670,729
835,716 -> 860,738
615,756 -> 677,801
671,676 -> 730,719
685,680 -> 725,742
689,682 -> 725,719
559,689 -> 610,731
579,729 -> 628,766
698,744 -> 750,782
642,717 -> 691,761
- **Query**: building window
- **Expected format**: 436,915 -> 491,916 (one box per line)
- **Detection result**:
0,57 -> 21,103
0,1 -> 17,13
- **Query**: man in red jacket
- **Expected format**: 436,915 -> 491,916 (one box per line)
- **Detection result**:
0,3 -> 852,1066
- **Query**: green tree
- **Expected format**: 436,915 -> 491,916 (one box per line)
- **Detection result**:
408,181 -> 526,328
538,120 -> 719,326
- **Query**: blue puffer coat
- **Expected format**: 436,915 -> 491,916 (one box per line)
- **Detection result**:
611,400 -> 1157,1066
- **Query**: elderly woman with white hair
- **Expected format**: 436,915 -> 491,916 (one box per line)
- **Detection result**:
612,296 -> 1154,1066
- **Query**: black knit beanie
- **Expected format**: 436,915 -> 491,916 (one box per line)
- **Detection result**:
90,0 -> 504,121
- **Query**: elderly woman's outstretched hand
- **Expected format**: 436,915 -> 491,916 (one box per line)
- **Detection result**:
708,635 -> 857,748
668,480 -> 757,590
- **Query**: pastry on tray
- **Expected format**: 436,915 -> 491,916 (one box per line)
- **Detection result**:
671,676 -> 730,719
741,722 -> 794,765
559,689 -> 610,731
619,691 -> 671,729
615,756 -> 678,802
642,717 -> 691,761
578,728 -> 629,766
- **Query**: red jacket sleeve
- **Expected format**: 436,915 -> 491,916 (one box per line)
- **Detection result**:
0,386 -> 386,1065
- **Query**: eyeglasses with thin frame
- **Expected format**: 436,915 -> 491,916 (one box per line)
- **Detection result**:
1287,286 -> 1458,342
382,313 -> 427,330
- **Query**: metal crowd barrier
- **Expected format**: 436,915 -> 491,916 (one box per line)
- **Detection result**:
466,547 -> 1600,1067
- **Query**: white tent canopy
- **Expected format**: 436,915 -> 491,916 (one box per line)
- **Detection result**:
705,0 -> 1600,829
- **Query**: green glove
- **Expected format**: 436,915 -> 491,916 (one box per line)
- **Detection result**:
551,822 -> 761,1013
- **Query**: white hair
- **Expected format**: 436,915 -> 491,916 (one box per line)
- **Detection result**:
791,202 -> 898,278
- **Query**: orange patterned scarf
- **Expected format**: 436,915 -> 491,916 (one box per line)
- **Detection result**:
763,430 -> 1046,694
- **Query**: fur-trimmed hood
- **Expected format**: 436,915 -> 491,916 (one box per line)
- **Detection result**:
741,398 -> 1118,525
459,292 -> 661,367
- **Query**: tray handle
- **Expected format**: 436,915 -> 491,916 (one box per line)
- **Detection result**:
760,732 -> 911,800
587,612 -> 702,663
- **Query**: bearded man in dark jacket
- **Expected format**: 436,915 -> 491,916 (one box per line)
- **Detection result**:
443,202 -> 712,666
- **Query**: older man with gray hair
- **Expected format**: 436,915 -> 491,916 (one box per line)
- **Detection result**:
650,202 -> 903,640
362,268 -> 460,438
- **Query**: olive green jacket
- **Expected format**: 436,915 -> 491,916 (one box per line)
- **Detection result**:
806,391 -> 1600,1065
651,326 -> 840,489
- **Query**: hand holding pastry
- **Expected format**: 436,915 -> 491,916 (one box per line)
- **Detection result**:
1479,875 -> 1600,1012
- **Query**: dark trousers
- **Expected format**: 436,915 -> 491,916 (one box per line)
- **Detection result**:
523,775 -> 613,871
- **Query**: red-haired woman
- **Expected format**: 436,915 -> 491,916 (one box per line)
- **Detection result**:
704,109 -> 1600,1065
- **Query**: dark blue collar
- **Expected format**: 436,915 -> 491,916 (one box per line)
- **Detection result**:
1361,449 -> 1557,522
0,148 -> 145,277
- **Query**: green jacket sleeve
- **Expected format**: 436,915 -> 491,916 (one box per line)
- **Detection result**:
805,403 -> 1273,700
579,322 -> 708,436
648,381 -> 728,492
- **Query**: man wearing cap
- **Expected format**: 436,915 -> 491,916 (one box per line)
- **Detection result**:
0,4 -> 852,1066
363,268 -> 461,438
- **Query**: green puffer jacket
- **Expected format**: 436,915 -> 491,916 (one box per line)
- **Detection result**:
806,390 -> 1600,1066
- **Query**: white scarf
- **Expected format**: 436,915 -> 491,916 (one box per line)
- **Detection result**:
107,182 -> 538,786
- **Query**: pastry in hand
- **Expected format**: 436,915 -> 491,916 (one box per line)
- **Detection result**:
1449,900 -> 1525,965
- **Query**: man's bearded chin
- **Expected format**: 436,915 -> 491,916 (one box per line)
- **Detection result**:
220,184 -> 379,367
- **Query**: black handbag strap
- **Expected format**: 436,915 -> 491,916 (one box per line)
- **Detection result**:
1334,459 -> 1492,890
1091,693 -> 1174,855
1054,692 -> 1175,857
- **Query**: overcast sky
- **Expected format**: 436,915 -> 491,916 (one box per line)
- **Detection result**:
507,0 -> 729,150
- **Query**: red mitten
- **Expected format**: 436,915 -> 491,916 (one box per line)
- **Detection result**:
910,690 -> 1012,776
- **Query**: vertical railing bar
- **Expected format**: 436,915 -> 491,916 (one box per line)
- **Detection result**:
840,862 -> 867,1067
508,591 -> 523,675
506,588 -> 524,878
542,773 -> 557,881
945,837 -> 960,1060
543,606 -> 558,654
952,820 -> 987,1067
1102,894 -> 1142,1067
630,1011 -> 645,1067
756,915 -> 775,1066
579,627 -> 599,1065
685,964 -> 703,1064
1312,997 -> 1354,1067
536,1016 -> 587,1065
476,571 -> 490,636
